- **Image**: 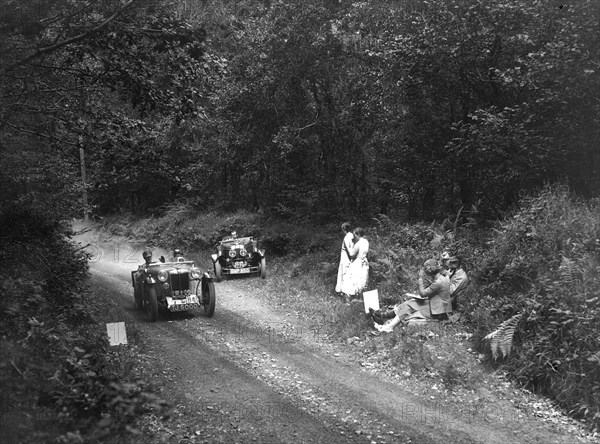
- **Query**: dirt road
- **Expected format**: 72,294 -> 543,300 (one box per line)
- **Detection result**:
89,251 -> 590,444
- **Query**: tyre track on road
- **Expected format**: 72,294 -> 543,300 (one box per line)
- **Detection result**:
92,263 -> 357,443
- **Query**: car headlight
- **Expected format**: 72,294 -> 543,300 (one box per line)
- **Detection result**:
239,249 -> 247,257
228,249 -> 236,258
158,270 -> 169,282
191,269 -> 202,279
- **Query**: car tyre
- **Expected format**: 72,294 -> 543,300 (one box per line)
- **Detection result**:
134,283 -> 143,310
202,279 -> 216,317
214,261 -> 222,282
259,257 -> 267,279
145,286 -> 158,322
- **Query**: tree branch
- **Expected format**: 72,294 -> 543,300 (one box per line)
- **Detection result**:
2,0 -> 137,73
296,121 -> 318,132
3,121 -> 80,159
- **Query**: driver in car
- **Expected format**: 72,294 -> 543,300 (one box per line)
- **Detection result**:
135,251 -> 165,283
142,250 -> 165,264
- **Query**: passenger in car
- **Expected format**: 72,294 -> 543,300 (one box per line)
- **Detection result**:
171,248 -> 186,262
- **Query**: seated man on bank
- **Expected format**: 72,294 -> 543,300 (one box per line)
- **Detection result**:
444,255 -> 469,311
370,259 -> 451,332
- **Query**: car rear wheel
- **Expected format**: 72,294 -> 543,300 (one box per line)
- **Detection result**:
145,286 -> 158,322
202,279 -> 216,317
259,257 -> 267,279
214,261 -> 222,282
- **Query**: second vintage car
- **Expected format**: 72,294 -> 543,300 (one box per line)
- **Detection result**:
211,232 -> 266,281
131,252 -> 215,322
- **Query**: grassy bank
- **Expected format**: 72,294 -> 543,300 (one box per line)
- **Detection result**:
97,185 -> 600,431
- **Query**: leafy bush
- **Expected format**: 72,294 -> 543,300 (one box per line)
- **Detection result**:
465,186 -> 600,430
0,205 -> 162,442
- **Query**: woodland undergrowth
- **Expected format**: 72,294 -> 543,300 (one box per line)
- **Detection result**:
0,205 -> 165,443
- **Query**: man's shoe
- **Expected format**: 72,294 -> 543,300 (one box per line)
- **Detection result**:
367,308 -> 374,321
372,312 -> 386,325
369,307 -> 383,324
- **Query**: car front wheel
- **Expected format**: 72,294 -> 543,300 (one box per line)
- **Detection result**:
259,257 -> 267,279
214,261 -> 222,282
201,279 -> 216,317
145,286 -> 158,322
134,283 -> 143,310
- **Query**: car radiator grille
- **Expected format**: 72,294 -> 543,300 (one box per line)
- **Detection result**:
170,272 -> 190,292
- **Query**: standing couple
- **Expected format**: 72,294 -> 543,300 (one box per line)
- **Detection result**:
335,222 -> 369,303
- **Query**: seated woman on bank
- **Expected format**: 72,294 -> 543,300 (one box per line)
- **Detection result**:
370,259 -> 451,332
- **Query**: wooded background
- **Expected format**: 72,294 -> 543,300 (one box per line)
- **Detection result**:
1,2 -> 599,437
1,0 -> 598,221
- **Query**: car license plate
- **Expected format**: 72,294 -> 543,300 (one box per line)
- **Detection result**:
167,296 -> 199,312
229,268 -> 250,274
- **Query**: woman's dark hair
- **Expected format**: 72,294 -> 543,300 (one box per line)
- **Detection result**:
353,227 -> 365,237
341,222 -> 351,232
423,259 -> 442,275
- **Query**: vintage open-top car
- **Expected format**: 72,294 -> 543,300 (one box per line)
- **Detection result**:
211,232 -> 266,281
131,254 -> 215,322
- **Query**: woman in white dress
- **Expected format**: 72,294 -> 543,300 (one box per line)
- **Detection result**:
341,227 -> 369,301
335,222 -> 355,294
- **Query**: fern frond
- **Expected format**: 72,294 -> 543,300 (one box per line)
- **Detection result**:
559,256 -> 581,292
485,313 -> 522,360
483,330 -> 498,340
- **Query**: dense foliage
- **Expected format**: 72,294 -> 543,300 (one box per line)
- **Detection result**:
0,0 -> 210,215
1,0 -> 597,219
175,0 -> 599,220
467,186 -> 600,427
0,205 -> 163,442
